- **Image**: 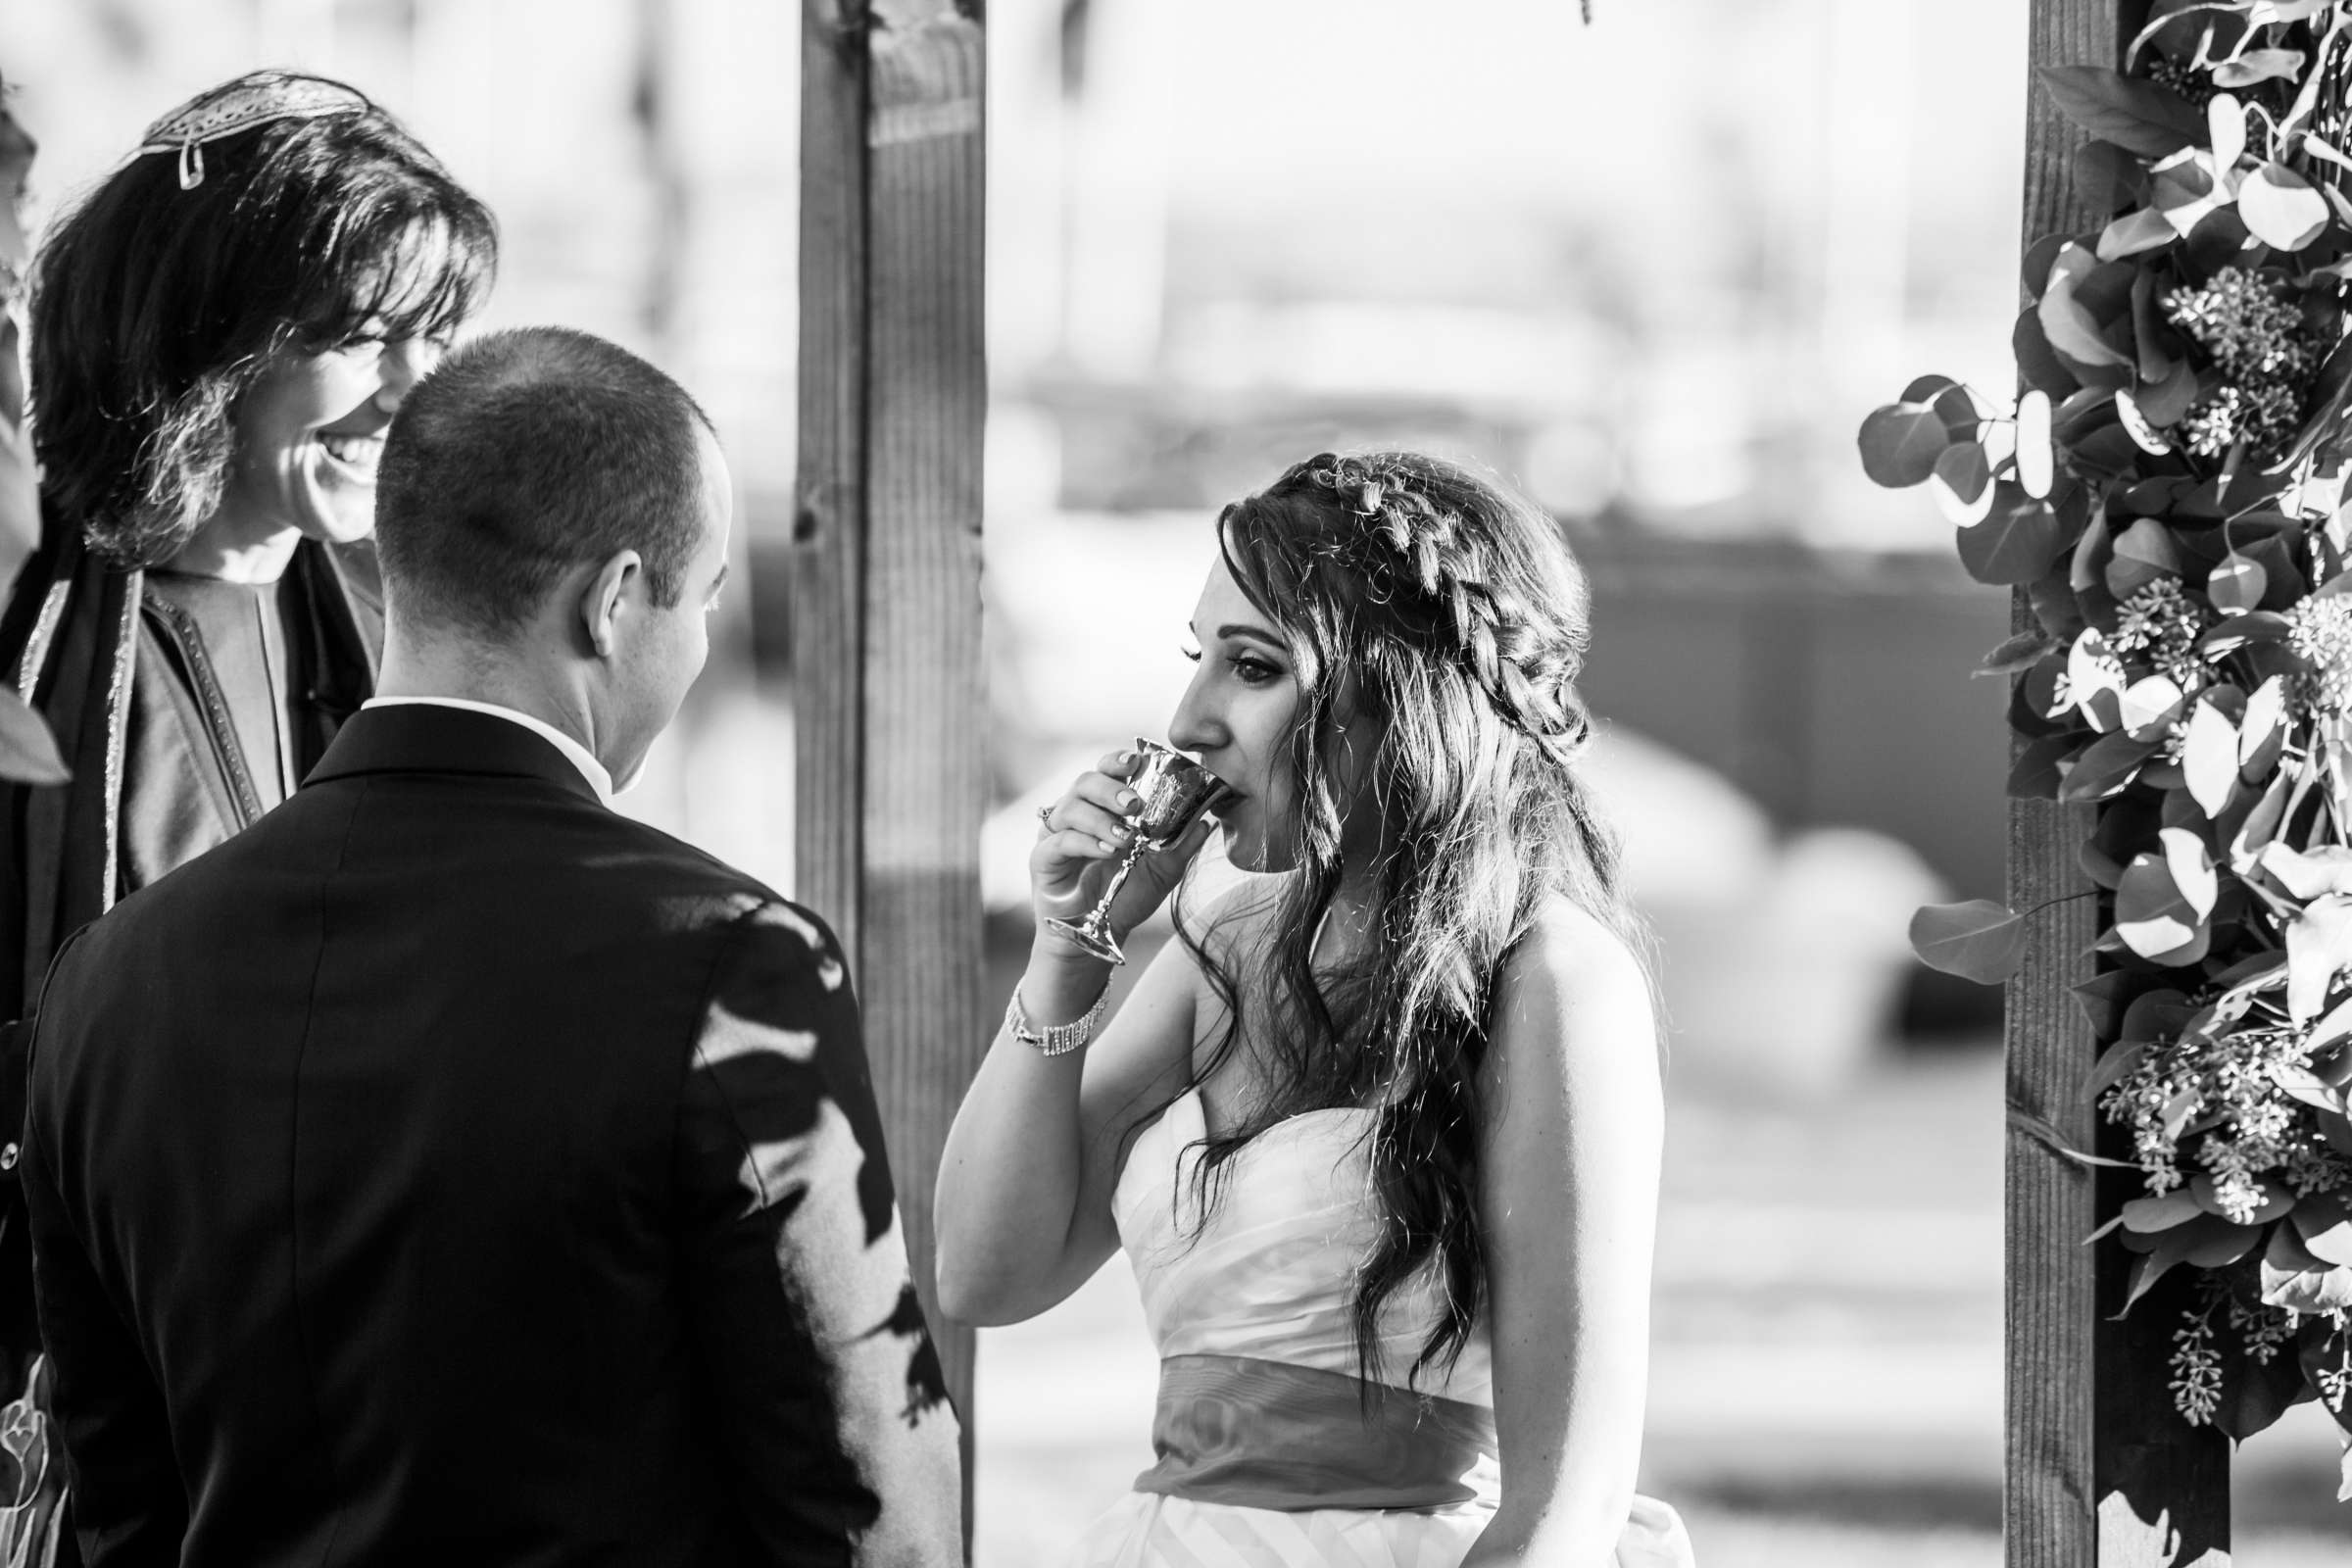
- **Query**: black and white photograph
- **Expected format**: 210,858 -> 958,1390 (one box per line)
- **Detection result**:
6,2 -> 2352,1564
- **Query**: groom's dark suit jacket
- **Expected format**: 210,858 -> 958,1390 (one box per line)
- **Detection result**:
17,704 -> 960,1567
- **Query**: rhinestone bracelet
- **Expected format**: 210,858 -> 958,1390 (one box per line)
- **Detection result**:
1004,983 -> 1108,1056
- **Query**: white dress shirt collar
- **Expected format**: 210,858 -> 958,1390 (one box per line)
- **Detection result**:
361,696 -> 614,803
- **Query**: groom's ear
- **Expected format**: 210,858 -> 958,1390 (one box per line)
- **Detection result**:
579,549 -> 644,660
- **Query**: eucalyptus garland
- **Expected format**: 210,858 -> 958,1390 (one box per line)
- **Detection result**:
1861,0 -> 2352,1487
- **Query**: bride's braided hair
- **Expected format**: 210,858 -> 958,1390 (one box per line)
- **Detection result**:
1170,450 -> 1648,1390
1301,455 -> 1595,757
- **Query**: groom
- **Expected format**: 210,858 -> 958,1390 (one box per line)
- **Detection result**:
17,327 -> 961,1565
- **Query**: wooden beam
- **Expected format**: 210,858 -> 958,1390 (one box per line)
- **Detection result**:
2014,3 -> 2229,1564
794,0 -> 987,1537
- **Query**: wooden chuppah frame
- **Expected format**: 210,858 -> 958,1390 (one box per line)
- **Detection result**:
2016,3 -> 2232,1562
795,0 -> 988,1536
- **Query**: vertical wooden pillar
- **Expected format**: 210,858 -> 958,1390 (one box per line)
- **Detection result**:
2014,4 -> 2229,1563
795,0 -> 987,1534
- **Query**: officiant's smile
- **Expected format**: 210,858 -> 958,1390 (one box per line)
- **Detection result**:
224,331 -> 442,552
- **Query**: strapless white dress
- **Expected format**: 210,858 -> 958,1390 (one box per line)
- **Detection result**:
1064,1088 -> 1695,1567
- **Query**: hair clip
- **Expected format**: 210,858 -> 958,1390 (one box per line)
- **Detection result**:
135,72 -> 370,190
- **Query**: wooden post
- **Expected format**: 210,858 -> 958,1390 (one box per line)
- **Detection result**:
2013,3 -> 2230,1563
795,0 -> 987,1534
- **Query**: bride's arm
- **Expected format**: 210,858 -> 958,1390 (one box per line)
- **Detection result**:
932,924 -> 1200,1326
1463,900 -> 1664,1568
934,749 -> 1230,1327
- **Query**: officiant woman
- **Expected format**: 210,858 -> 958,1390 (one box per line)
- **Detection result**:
0,66 -> 495,1531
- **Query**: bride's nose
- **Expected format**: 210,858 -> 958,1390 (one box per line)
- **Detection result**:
1167,677 -> 1223,757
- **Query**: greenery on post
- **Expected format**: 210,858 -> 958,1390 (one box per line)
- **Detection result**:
1864,0 -> 2352,1494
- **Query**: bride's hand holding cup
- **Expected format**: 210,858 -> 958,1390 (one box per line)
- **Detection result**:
1031,740 -> 1230,967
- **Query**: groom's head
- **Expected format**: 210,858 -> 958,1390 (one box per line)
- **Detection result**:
373,326 -> 731,789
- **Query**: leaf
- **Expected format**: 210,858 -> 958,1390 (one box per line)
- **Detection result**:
2261,1257 -> 2352,1314
2210,92 -> 2247,172
2152,145 -> 2226,236
2239,672 -> 2289,777
1858,403 -> 1950,488
2117,846 -> 2209,960
1930,442 -> 1994,525
2122,1213 -> 2260,1313
2068,624 -> 2129,732
2115,386 -> 2175,454
2207,550 -> 2268,613
2107,515 -> 2183,599
2120,673 -> 2185,741
2217,1335 -> 2316,1441
2230,768 -> 2295,872
2311,994 -> 2352,1053
2240,162 -> 2333,250
2075,972 -> 2138,1037
2017,389 -> 2055,498
2162,825 -> 2217,918
2008,731 -> 2077,799
2061,728 -> 2158,802
2122,1189 -> 2206,1232
2213,48 -> 2307,88
0,692 -> 64,788
2096,206 -> 2179,261
1909,901 -> 2028,984
2288,893 -> 2352,1024
2282,331 -> 2352,471
2262,842 -> 2352,900
2294,1195 -> 2352,1266
2191,1171 -> 2295,1224
2039,256 -> 2137,371
2136,356 -> 2202,426
1978,629 -> 2055,678
2014,306 -> 2082,398
1957,486 -> 2066,586
2038,65 -> 2206,159
2075,138 -> 2150,211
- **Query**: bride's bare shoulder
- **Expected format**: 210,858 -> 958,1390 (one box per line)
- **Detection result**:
1174,871 -> 1289,968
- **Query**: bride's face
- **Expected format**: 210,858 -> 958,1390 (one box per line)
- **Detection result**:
1169,559 -> 1302,873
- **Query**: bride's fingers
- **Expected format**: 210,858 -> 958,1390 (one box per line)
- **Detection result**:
1034,827 -> 1127,872
1134,812 -> 1214,883
1068,771 -> 1142,817
1039,796 -> 1132,848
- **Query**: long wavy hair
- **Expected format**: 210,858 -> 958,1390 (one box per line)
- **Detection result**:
1170,450 -> 1649,1389
29,71 -> 496,567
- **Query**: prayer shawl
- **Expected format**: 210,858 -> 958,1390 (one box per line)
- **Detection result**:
0,513 -> 380,1400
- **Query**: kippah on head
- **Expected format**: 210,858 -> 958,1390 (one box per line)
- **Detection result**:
373,325 -> 713,638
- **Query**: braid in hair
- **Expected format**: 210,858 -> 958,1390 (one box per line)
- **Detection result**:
1167,449 -> 1647,1392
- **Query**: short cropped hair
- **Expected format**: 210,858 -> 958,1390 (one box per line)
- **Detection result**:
30,72 -> 496,567
373,326 -> 715,636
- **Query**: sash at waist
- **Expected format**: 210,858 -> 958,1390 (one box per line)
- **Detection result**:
1134,1352 -> 1496,1512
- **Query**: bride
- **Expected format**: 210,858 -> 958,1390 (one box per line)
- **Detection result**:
937,451 -> 1694,1567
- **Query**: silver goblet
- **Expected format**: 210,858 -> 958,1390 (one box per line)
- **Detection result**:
1045,738 -> 1233,965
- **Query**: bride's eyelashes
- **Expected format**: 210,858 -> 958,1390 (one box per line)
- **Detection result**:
1180,643 -> 1282,687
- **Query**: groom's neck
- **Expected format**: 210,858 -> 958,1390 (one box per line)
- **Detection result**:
374,619 -> 603,760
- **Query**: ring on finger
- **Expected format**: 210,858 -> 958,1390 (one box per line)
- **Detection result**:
1036,804 -> 1056,830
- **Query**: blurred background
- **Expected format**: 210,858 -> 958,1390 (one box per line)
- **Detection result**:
8,0 -> 2350,1560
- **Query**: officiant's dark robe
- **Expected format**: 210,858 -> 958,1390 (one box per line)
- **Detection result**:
0,514 -> 381,1409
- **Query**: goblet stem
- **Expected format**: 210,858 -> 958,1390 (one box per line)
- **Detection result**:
1047,837 -> 1150,965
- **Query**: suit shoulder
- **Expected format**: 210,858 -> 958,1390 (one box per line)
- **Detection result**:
580,813 -> 809,934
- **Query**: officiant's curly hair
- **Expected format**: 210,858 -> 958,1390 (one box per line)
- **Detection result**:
1172,451 -> 1653,1390
28,74 -> 495,567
